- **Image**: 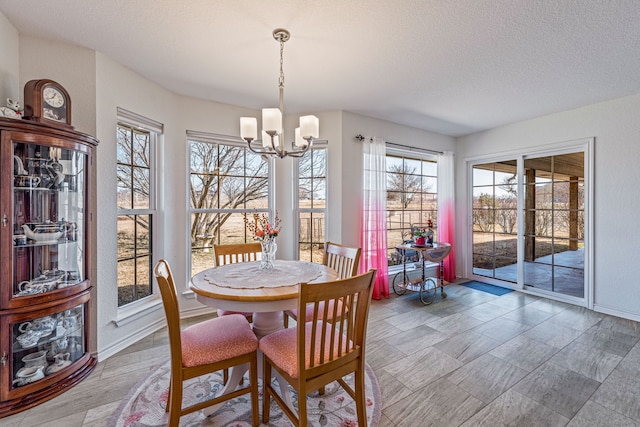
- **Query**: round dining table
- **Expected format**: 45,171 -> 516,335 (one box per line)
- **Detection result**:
190,259 -> 338,416
190,259 -> 338,337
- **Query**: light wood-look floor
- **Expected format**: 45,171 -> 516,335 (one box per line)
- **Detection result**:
3,280 -> 640,426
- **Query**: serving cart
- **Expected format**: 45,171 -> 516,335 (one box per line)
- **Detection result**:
392,242 -> 452,305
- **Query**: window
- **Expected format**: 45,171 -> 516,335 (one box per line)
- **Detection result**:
116,121 -> 157,307
386,153 -> 438,265
297,146 -> 326,262
188,133 -> 270,276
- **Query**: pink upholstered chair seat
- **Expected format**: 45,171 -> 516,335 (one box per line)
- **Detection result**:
181,314 -> 258,367
217,309 -> 253,319
286,300 -> 346,324
259,321 -> 355,378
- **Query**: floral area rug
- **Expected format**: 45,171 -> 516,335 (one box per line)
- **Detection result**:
107,360 -> 381,427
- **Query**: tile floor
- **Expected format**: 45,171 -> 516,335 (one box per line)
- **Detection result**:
2,280 -> 640,426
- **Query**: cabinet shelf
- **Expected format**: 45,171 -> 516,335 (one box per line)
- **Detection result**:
13,239 -> 77,248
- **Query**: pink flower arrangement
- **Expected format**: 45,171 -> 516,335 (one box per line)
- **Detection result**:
244,211 -> 281,242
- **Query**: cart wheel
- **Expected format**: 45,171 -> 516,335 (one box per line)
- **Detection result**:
392,272 -> 409,295
441,290 -> 447,298
420,278 -> 437,305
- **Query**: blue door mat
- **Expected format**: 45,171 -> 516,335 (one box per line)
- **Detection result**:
460,281 -> 513,296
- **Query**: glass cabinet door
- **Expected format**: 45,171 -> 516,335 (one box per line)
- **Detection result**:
12,142 -> 86,301
10,303 -> 87,391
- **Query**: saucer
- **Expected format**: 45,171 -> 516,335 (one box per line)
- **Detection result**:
17,366 -> 45,377
19,341 -> 40,349
45,361 -> 70,375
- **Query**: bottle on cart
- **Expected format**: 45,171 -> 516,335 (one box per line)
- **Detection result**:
426,219 -> 434,245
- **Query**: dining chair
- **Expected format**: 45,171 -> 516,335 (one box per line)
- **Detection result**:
154,259 -> 260,427
212,242 -> 262,322
284,242 -> 361,327
259,269 -> 376,426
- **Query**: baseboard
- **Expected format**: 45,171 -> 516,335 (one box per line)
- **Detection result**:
593,304 -> 640,323
96,306 -> 215,362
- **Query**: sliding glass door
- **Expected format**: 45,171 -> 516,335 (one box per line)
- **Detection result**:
523,153 -> 584,298
472,161 -> 518,283
470,144 -> 589,302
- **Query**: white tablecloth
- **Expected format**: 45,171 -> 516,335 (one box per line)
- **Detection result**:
203,260 -> 323,289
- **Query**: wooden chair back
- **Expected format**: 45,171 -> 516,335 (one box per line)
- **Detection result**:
298,269 -> 375,386
154,259 -> 183,364
213,242 -> 262,266
323,242 -> 361,279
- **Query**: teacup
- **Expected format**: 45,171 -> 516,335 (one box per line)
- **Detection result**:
32,316 -> 57,336
53,352 -> 71,366
16,328 -> 42,349
50,336 -> 68,354
14,175 -> 41,188
13,367 -> 45,386
45,353 -> 72,375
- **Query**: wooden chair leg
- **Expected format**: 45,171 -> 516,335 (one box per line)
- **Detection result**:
262,357 -> 272,424
165,378 -> 171,412
298,388 -> 308,427
283,313 -> 289,328
223,368 -> 229,384
250,356 -> 259,427
355,364 -> 367,427
168,381 -> 182,427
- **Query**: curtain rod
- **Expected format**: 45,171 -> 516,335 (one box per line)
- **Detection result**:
354,134 -> 443,155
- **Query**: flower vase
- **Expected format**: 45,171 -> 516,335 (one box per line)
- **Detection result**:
260,239 -> 277,271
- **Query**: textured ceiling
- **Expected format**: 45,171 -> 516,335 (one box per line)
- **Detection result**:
1,0 -> 639,136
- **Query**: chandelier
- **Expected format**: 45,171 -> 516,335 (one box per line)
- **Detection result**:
240,28 -> 319,158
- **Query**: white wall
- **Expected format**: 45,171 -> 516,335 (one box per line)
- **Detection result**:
0,11 -> 19,101
19,36 -> 97,136
457,94 -> 640,321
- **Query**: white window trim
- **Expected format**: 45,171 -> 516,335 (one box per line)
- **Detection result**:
185,131 -> 274,284
464,137 -> 594,308
294,142 -> 327,260
115,112 -> 162,318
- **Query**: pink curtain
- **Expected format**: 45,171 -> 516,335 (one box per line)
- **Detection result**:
360,136 -> 389,299
437,152 -> 456,282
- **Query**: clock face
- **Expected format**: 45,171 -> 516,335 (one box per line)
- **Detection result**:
43,86 -> 65,108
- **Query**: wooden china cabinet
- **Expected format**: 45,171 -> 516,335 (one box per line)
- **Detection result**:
0,117 -> 98,417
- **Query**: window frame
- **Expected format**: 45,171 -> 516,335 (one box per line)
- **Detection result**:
115,110 -> 162,312
385,147 -> 439,267
295,142 -> 327,262
186,131 -> 274,280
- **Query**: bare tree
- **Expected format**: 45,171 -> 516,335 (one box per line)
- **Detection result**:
473,193 -> 495,232
189,141 -> 268,246
298,148 -> 326,202
116,126 -> 151,234
386,163 -> 422,208
496,175 -> 517,234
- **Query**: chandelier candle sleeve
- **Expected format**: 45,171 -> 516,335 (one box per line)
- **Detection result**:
262,108 -> 282,135
240,117 -> 257,141
300,115 -> 319,139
